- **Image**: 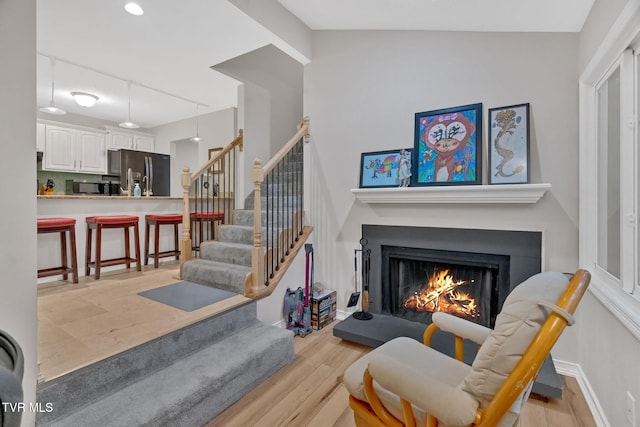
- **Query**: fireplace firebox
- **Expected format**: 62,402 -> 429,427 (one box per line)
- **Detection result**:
382,246 -> 510,328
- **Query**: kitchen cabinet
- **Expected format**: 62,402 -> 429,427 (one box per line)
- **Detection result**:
43,124 -> 106,174
106,127 -> 155,152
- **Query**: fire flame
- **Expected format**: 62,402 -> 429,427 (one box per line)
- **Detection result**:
403,269 -> 479,319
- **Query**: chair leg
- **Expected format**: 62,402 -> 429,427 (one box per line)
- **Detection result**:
173,223 -> 179,261
95,225 -> 102,280
85,224 -> 92,277
153,221 -> 160,268
69,224 -> 78,284
144,220 -> 150,266
133,222 -> 141,272
124,226 -> 131,269
60,230 -> 68,281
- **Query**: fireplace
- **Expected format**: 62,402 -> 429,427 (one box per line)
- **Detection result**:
383,246 -> 510,328
363,225 -> 542,327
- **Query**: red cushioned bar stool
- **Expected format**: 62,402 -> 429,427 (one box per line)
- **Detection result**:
85,215 -> 141,280
144,214 -> 182,268
37,218 -> 79,284
189,211 -> 224,253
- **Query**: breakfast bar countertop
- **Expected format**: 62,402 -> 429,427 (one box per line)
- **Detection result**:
37,195 -> 183,200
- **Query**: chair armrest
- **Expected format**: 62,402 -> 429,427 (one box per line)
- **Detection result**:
368,354 -> 478,426
432,312 -> 492,345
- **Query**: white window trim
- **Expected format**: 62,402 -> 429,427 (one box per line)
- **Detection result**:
579,0 -> 640,341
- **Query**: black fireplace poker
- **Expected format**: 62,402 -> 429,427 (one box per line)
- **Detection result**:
353,238 -> 372,321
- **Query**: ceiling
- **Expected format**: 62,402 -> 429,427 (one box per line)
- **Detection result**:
37,0 -> 595,129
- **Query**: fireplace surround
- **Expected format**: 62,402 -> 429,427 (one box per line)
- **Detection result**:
363,225 -> 542,325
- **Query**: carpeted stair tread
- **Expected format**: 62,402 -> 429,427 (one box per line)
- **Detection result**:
199,241 -> 254,267
233,210 -> 300,227
47,322 -> 294,427
181,259 -> 250,294
218,225 -> 286,246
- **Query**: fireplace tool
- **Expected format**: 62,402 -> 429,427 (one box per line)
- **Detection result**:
352,238 -> 373,320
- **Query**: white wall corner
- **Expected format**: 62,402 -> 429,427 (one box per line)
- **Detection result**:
553,359 -> 610,427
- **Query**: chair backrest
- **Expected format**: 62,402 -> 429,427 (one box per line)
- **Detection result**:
462,270 -> 590,426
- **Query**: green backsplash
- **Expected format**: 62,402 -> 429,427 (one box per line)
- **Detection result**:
36,158 -> 119,194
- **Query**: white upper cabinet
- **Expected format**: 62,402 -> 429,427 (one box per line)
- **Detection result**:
36,122 -> 46,152
42,124 -> 106,174
106,126 -> 155,152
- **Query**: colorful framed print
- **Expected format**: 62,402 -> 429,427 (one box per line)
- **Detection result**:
359,149 -> 413,188
413,103 -> 482,186
488,103 -> 530,184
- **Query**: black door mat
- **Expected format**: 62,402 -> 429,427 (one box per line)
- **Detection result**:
138,281 -> 237,312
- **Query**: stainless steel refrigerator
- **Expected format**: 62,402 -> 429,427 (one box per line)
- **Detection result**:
112,149 -> 171,196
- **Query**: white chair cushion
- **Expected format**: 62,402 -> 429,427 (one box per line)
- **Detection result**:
344,336 -> 476,426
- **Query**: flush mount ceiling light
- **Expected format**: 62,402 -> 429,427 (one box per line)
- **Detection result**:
119,81 -> 140,129
70,91 -> 99,108
190,103 -> 202,142
124,2 -> 144,16
40,58 -> 66,115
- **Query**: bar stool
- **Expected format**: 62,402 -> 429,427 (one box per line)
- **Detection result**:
144,214 -> 182,268
190,211 -> 224,252
37,218 -> 78,284
85,215 -> 141,280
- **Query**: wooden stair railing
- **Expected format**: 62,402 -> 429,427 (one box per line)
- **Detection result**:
245,117 -> 312,299
180,130 -> 243,267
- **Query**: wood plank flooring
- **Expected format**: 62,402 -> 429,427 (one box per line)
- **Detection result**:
208,324 -> 596,427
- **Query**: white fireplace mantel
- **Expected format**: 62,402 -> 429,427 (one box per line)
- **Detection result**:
351,183 -> 551,204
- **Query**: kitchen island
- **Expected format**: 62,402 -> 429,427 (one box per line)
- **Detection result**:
37,195 -> 185,283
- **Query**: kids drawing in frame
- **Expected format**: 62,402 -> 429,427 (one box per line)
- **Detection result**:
413,103 -> 483,186
488,103 -> 530,184
359,149 -> 412,188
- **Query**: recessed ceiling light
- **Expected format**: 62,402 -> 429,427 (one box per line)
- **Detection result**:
70,92 -> 99,108
124,2 -> 144,16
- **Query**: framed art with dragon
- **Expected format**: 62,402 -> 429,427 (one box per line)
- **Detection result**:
413,103 -> 482,186
488,103 -> 530,184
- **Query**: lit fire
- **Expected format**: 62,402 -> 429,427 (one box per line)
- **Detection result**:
403,269 -> 479,319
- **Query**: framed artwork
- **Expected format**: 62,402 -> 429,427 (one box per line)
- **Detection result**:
488,103 -> 530,184
413,103 -> 482,186
359,149 -> 413,188
208,147 -> 224,174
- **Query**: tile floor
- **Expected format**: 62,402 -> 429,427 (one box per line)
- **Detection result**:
37,261 -> 249,381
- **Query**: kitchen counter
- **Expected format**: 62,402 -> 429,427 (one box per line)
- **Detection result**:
37,194 -> 183,200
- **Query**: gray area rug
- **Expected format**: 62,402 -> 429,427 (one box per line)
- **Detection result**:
139,281 -> 236,312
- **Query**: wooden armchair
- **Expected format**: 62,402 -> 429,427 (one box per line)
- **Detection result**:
343,270 -> 591,427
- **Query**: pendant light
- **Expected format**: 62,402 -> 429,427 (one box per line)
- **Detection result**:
190,103 -> 202,142
40,58 -> 66,115
119,81 -> 139,129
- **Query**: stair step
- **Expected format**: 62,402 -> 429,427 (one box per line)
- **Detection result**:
199,241 -> 253,267
181,259 -> 250,294
219,224 -> 292,246
45,322 -> 294,427
36,300 -> 258,425
245,195 -> 301,210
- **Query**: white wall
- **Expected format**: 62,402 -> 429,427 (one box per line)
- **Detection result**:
151,108 -> 237,196
304,30 -> 581,362
577,1 -> 640,426
0,0 -> 38,424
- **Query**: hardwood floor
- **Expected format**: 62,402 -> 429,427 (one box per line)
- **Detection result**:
208,324 -> 596,427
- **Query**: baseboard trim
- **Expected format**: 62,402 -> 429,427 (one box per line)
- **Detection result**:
553,359 -> 610,427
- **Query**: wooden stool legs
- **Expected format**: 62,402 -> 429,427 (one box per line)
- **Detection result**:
85,216 -> 141,280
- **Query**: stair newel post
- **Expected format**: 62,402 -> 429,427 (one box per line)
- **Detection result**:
250,158 -> 265,295
180,167 -> 192,274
